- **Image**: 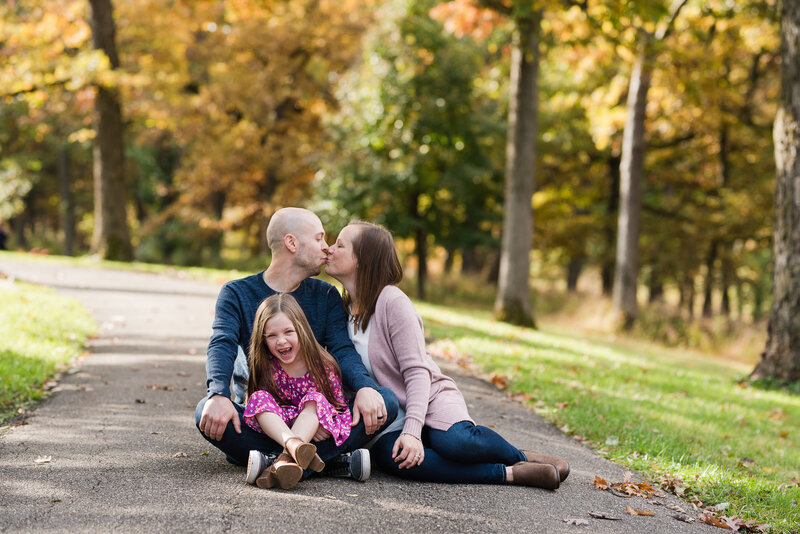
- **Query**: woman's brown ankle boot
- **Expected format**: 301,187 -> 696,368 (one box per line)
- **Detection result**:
510,462 -> 560,490
520,450 -> 570,482
284,437 -> 317,469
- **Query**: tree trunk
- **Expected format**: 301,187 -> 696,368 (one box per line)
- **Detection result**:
602,154 -> 620,296
461,248 -> 480,275
648,266 -> 664,303
702,240 -> 718,318
566,256 -> 584,292
416,225 -> 427,301
494,14 -> 540,328
752,0 -> 800,382
721,251 -> 732,319
409,191 -> 427,300
612,49 -> 651,327
58,145 -> 76,256
88,0 -> 133,261
444,246 -> 456,274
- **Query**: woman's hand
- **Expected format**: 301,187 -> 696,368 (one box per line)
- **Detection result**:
392,433 -> 424,469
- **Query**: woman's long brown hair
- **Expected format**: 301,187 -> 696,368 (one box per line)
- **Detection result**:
342,221 -> 403,333
246,293 -> 344,408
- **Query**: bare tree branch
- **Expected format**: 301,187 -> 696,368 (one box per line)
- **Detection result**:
655,0 -> 689,41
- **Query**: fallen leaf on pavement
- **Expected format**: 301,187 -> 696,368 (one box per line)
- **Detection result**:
697,512 -> 733,530
34,454 -> 52,464
626,505 -> 654,516
172,452 -> 188,458
593,474 -> 656,499
135,398 -> 146,404
563,518 -> 589,526
588,511 -> 621,520
673,514 -> 695,523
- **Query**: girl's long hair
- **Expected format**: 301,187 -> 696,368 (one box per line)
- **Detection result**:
342,221 -> 403,333
247,293 -> 344,408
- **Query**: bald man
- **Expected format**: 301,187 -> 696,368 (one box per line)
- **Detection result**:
195,208 -> 398,481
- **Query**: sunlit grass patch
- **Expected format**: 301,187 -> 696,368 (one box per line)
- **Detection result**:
0,279 -> 96,423
417,301 -> 800,533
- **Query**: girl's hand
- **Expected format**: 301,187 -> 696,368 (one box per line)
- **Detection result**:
392,433 -> 424,469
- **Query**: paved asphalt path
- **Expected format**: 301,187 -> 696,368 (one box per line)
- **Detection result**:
0,257 -> 719,533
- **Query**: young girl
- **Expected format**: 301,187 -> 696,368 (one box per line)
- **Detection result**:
243,293 -> 352,489
326,221 -> 569,490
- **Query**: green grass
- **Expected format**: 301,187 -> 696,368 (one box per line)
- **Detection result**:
416,301 -> 800,533
0,279 -> 96,423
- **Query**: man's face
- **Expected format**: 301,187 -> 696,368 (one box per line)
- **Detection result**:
293,215 -> 329,276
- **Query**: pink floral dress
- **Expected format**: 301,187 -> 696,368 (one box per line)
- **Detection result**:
243,364 -> 352,446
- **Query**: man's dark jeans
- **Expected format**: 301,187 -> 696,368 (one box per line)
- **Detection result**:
195,386 -> 399,471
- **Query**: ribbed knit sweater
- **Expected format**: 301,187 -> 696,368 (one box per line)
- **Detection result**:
367,285 -> 473,439
206,272 -> 376,401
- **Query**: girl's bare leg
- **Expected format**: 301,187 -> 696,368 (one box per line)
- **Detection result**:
290,401 -> 319,442
254,411 -> 297,447
287,402 -> 324,471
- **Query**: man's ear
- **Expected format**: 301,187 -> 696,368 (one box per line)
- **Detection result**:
283,233 -> 297,253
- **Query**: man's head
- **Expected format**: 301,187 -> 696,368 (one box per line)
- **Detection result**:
266,207 -> 328,276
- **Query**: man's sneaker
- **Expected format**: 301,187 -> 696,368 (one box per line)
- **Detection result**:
323,449 -> 370,482
245,450 -> 276,485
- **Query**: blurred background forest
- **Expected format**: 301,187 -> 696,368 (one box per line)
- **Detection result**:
0,0 -> 781,359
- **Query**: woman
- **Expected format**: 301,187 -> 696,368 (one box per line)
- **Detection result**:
325,221 -> 569,489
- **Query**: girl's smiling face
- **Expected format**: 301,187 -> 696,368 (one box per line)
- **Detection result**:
264,312 -> 301,368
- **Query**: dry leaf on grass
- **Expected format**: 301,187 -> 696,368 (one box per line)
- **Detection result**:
489,373 -> 507,389
660,473 -> 687,496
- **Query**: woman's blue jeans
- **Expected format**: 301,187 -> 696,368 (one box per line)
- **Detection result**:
371,421 -> 526,484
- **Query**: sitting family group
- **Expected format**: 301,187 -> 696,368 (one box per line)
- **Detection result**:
195,207 -> 569,491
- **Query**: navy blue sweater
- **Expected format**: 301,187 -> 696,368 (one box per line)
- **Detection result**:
205,272 -> 376,401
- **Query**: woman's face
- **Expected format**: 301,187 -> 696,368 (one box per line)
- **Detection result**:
325,224 -> 360,280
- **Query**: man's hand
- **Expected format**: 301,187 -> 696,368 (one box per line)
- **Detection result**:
312,427 -> 332,442
199,395 -> 240,441
392,433 -> 424,469
351,387 -> 386,435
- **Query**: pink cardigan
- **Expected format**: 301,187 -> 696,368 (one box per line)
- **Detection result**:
367,285 -> 473,439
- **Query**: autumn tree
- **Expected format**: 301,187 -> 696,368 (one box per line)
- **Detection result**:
607,0 -> 687,327
319,0 -> 504,299
444,0 -> 540,327
751,0 -> 800,383
88,0 -> 132,260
